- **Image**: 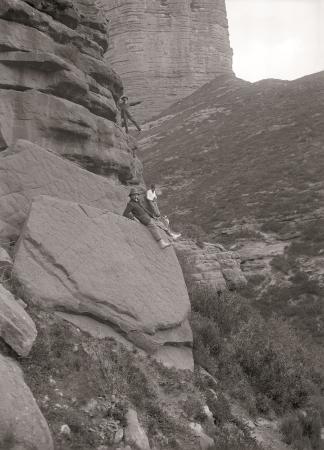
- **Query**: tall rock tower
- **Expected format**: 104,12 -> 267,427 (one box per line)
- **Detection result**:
102,0 -> 233,122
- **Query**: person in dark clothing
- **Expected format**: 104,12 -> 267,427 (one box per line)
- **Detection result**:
118,95 -> 142,133
123,188 -> 171,249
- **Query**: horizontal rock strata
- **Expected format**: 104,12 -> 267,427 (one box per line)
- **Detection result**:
0,90 -> 142,182
103,0 -> 233,121
13,196 -> 193,358
0,140 -> 129,239
0,0 -> 141,182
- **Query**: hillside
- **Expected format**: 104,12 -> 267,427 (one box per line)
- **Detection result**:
139,72 -> 324,343
140,72 -> 324,232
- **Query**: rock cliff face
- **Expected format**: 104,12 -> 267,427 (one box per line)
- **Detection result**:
102,0 -> 233,121
0,0 -> 193,369
0,0 -> 142,184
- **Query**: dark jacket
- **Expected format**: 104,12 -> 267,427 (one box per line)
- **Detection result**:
123,200 -> 152,225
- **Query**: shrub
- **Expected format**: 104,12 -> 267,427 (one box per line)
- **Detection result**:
191,312 -> 221,357
211,431 -> 262,450
186,281 -> 324,415
205,390 -> 232,426
280,408 -> 322,450
233,316 -> 316,411
182,394 -> 206,422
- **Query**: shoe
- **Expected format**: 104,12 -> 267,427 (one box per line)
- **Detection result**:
170,232 -> 181,241
159,239 -> 171,249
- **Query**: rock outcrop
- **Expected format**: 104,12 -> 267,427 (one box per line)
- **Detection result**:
175,239 -> 247,291
103,0 -> 233,121
0,353 -> 54,450
0,284 -> 37,356
0,0 -> 142,183
0,139 -> 128,240
13,195 -> 193,365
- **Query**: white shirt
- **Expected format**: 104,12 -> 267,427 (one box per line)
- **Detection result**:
146,189 -> 157,201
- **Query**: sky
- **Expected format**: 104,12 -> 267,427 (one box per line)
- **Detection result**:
226,0 -> 324,81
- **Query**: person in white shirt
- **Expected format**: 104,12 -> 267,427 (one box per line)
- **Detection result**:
145,184 -> 182,241
146,184 -> 160,218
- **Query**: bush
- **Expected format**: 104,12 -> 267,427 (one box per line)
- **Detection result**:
211,431 -> 262,450
191,312 -> 221,357
233,316 -> 316,411
205,390 -> 232,426
186,283 -> 323,415
280,408 -> 322,450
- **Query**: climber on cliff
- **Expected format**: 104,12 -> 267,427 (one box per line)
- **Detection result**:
118,95 -> 142,134
123,188 -> 171,249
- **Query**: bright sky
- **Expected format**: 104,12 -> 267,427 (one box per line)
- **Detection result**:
226,0 -> 324,81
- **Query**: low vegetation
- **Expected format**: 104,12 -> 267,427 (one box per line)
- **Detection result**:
188,285 -> 324,449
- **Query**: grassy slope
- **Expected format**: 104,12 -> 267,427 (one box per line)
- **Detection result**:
139,72 -> 324,344
139,72 -> 324,234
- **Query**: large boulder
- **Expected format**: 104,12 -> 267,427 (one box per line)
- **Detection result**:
0,353 -> 54,450
0,284 -> 37,356
13,196 -> 193,361
0,140 -> 128,239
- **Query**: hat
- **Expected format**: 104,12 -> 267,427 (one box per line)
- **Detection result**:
129,188 -> 139,197
120,95 -> 128,100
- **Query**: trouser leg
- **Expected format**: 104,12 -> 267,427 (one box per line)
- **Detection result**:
126,112 -> 141,131
124,115 -> 129,133
147,200 -> 160,217
146,221 -> 162,241
154,219 -> 172,237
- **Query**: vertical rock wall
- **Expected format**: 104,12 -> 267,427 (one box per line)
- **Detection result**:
102,0 -> 233,122
0,0 -> 142,184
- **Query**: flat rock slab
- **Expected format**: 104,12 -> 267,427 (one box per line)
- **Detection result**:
13,196 -> 192,354
0,284 -> 37,356
0,139 -> 127,239
0,354 -> 54,450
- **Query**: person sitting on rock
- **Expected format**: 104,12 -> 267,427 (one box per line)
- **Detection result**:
146,184 -> 160,218
118,95 -> 142,134
123,188 -> 171,249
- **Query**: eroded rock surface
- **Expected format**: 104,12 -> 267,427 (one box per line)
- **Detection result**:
0,0 -> 141,182
0,353 -> 54,450
175,239 -> 247,292
0,139 -> 129,239
103,0 -> 233,121
13,196 -> 192,360
0,284 -> 37,356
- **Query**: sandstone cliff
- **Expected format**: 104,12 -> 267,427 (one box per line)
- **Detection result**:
102,0 -> 233,121
0,0 -> 195,368
0,0 -> 142,184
